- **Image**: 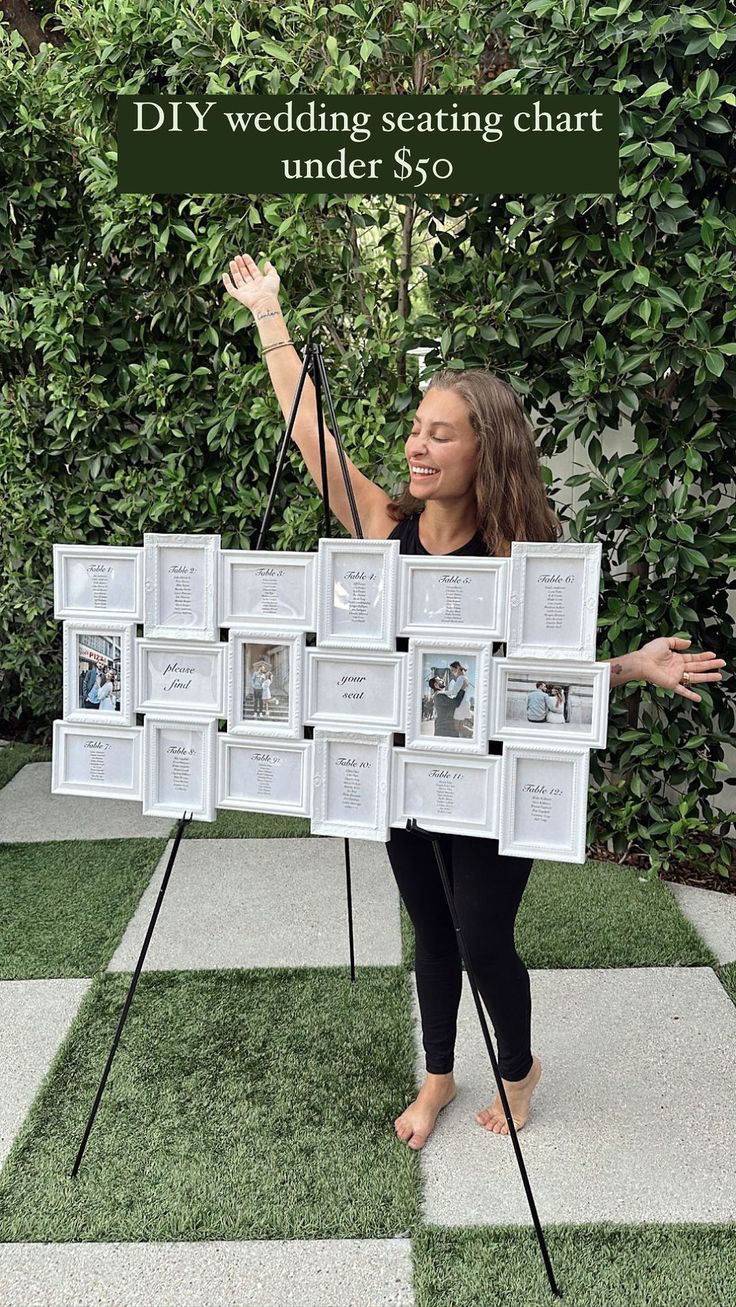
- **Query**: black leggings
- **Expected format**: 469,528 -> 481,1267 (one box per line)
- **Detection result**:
385,825 -> 535,1081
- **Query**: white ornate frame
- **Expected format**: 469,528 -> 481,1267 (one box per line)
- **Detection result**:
219,549 -> 317,630
311,727 -> 392,841
405,637 -> 492,756
398,555 -> 510,640
506,541 -> 602,661
63,619 -> 136,727
51,719 -> 143,801
489,658 -> 610,748
390,748 -> 501,839
217,735 -> 313,816
53,545 -> 143,622
143,532 -> 220,642
304,649 -> 406,731
316,537 -> 400,651
498,742 -> 590,864
142,712 -> 218,822
227,627 -> 305,739
136,640 -> 227,716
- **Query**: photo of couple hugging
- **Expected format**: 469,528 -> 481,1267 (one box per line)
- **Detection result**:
79,657 -> 119,713
526,681 -> 569,725
423,657 -> 475,739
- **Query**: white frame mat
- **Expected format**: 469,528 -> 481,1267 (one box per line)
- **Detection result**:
136,640 -> 227,716
304,649 -> 406,731
219,549 -> 316,630
506,541 -> 602,661
316,538 -> 399,651
405,637 -> 492,756
63,620 -> 136,727
143,532 -> 220,642
490,658 -> 610,748
398,555 -> 509,639
51,720 -> 143,801
217,735 -> 312,816
53,545 -> 143,622
498,742 -> 590,864
142,713 -> 217,822
391,748 -> 501,839
312,727 -> 392,841
227,628 -> 305,739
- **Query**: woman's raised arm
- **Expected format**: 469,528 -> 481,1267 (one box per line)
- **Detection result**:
223,253 -> 396,539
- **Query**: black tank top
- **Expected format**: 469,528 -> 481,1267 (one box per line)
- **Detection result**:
388,514 -> 503,755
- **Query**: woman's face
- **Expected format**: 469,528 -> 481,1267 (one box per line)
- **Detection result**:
405,387 -> 478,501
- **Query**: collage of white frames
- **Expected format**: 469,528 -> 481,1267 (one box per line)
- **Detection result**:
51,533 -> 607,863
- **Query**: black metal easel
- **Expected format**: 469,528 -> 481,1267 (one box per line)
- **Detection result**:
72,811 -> 193,1176
257,337 -> 362,983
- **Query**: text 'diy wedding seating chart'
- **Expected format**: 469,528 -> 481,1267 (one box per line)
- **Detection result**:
51,532 -> 607,860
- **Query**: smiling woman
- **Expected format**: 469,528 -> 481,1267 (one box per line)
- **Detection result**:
222,250 -> 726,1153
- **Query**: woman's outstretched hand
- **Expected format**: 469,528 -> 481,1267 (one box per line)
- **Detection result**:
636,636 -> 726,703
222,252 -> 280,312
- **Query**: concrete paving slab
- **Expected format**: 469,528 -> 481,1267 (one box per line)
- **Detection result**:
0,763 -> 174,842
108,838 -> 401,970
414,968 -> 736,1225
0,978 -> 91,1166
666,881 -> 736,965
0,1238 -> 414,1307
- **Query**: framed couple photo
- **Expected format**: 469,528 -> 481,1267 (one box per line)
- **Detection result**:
227,629 -> 305,738
490,659 -> 610,748
404,638 -> 492,756
63,620 -> 135,727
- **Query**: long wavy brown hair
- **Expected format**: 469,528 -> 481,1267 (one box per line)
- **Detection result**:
386,369 -> 562,556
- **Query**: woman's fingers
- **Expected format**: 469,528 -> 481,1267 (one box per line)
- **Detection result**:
673,683 -> 702,703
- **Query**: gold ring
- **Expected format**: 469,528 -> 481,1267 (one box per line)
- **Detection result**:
681,671 -> 691,686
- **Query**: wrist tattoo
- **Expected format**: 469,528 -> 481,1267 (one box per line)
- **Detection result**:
612,661 -> 624,676
255,308 -> 280,321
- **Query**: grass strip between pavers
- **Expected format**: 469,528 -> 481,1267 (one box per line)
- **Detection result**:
0,966 -> 421,1242
0,839 -> 167,979
185,809 -> 311,838
401,857 -> 716,971
412,1224 -> 736,1306
0,744 -> 51,791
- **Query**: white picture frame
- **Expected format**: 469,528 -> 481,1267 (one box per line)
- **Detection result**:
143,532 -> 220,642
316,537 -> 399,651
63,620 -> 136,727
53,545 -> 143,622
312,727 -> 392,842
219,549 -> 316,630
398,555 -> 509,639
304,649 -> 406,731
227,628 -> 305,739
506,541 -> 602,661
136,640 -> 227,716
142,713 -> 217,822
405,638 -> 492,756
390,748 -> 501,839
489,658 -> 610,748
217,735 -> 312,817
498,742 -> 590,864
51,720 -> 143,801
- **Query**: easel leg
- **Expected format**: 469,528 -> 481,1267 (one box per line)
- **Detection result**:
344,838 -> 356,982
408,820 -> 562,1299
71,812 -> 192,1177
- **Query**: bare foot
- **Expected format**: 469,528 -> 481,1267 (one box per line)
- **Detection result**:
394,1072 -> 457,1150
475,1055 -> 542,1136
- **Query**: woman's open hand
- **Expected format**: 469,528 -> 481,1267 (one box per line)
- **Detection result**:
636,636 -> 726,703
222,252 -> 280,312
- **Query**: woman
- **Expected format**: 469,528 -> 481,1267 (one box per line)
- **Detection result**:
222,252 -> 726,1150
262,667 -> 273,719
97,669 -> 116,712
546,685 -> 566,725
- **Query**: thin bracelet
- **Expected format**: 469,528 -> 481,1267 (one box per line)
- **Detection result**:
261,339 -> 294,355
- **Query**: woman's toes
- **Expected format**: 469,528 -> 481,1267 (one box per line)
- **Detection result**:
407,1132 -> 427,1150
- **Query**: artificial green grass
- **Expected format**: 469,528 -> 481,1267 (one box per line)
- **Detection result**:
0,744 -> 51,790
400,857 -> 715,972
0,840 -> 166,978
185,809 -> 311,839
0,966 -> 421,1242
716,960 -> 736,1007
412,1224 -> 736,1306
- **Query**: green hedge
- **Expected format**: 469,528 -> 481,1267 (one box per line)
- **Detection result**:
1,0 -> 734,874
